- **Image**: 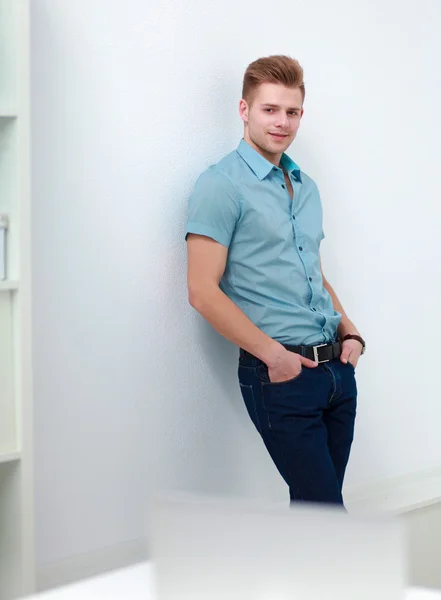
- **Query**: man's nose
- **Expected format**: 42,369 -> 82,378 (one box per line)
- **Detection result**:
274,113 -> 289,128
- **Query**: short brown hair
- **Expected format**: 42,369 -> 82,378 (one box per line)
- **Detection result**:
242,55 -> 305,105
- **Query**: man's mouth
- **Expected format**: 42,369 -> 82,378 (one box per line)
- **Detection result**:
269,133 -> 288,139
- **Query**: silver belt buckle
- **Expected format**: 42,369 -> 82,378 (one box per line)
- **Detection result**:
313,343 -> 329,363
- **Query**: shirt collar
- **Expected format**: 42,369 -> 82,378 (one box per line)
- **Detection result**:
236,138 -> 302,183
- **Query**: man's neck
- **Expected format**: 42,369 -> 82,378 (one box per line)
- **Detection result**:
243,135 -> 282,167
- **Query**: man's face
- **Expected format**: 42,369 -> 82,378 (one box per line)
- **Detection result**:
239,83 -> 304,162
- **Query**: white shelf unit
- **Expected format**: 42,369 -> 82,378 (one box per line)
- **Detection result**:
0,1 -> 35,599
0,452 -> 21,465
0,281 -> 19,291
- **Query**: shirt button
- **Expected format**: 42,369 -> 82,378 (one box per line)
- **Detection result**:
309,277 -> 312,281
292,215 -> 295,220
299,247 -> 303,251
312,308 -> 317,312
281,184 -> 286,189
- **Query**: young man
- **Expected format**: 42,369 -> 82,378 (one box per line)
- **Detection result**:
185,55 -> 365,506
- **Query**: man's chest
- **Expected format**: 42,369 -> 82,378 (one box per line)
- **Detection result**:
234,179 -> 323,250
284,171 -> 294,200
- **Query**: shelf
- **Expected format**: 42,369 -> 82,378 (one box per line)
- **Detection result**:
0,1 -> 34,598
0,280 -> 19,291
0,452 -> 21,465
0,109 -> 18,119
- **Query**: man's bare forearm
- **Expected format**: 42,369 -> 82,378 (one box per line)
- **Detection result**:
323,279 -> 360,338
190,285 -> 282,366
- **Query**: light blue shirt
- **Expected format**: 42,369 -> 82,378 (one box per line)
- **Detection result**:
186,138 -> 341,346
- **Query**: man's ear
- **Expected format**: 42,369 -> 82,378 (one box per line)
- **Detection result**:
239,99 -> 249,123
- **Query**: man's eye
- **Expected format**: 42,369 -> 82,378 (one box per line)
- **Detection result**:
264,108 -> 274,112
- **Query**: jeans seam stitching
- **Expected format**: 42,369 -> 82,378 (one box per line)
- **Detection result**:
240,382 -> 262,434
260,383 -> 303,500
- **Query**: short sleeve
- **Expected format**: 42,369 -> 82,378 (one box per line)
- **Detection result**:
185,169 -> 241,248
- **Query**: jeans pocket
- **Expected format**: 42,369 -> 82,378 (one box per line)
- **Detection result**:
260,369 -> 310,430
259,365 -> 304,387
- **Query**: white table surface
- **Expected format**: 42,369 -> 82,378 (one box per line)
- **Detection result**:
28,562 -> 441,599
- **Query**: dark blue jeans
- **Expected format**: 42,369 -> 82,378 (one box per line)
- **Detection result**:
238,351 -> 357,506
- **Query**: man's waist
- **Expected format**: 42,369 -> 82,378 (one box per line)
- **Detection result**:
240,340 -> 342,365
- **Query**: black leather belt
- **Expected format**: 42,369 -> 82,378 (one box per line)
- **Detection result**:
240,341 -> 342,364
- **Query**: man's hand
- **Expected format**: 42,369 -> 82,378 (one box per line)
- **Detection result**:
267,346 -> 318,383
340,339 -> 363,368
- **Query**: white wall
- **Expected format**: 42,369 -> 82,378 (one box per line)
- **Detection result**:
31,0 -> 441,579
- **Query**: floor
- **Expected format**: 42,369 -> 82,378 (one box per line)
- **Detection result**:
28,562 -> 441,600
32,500 -> 441,597
406,501 -> 441,590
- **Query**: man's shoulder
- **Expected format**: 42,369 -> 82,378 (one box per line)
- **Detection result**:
196,148 -> 247,187
297,168 -> 319,190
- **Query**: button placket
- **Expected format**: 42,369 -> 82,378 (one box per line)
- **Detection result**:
302,251 -> 317,311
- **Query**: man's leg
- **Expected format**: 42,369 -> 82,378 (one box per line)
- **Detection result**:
322,361 -> 357,492
238,357 -> 343,505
